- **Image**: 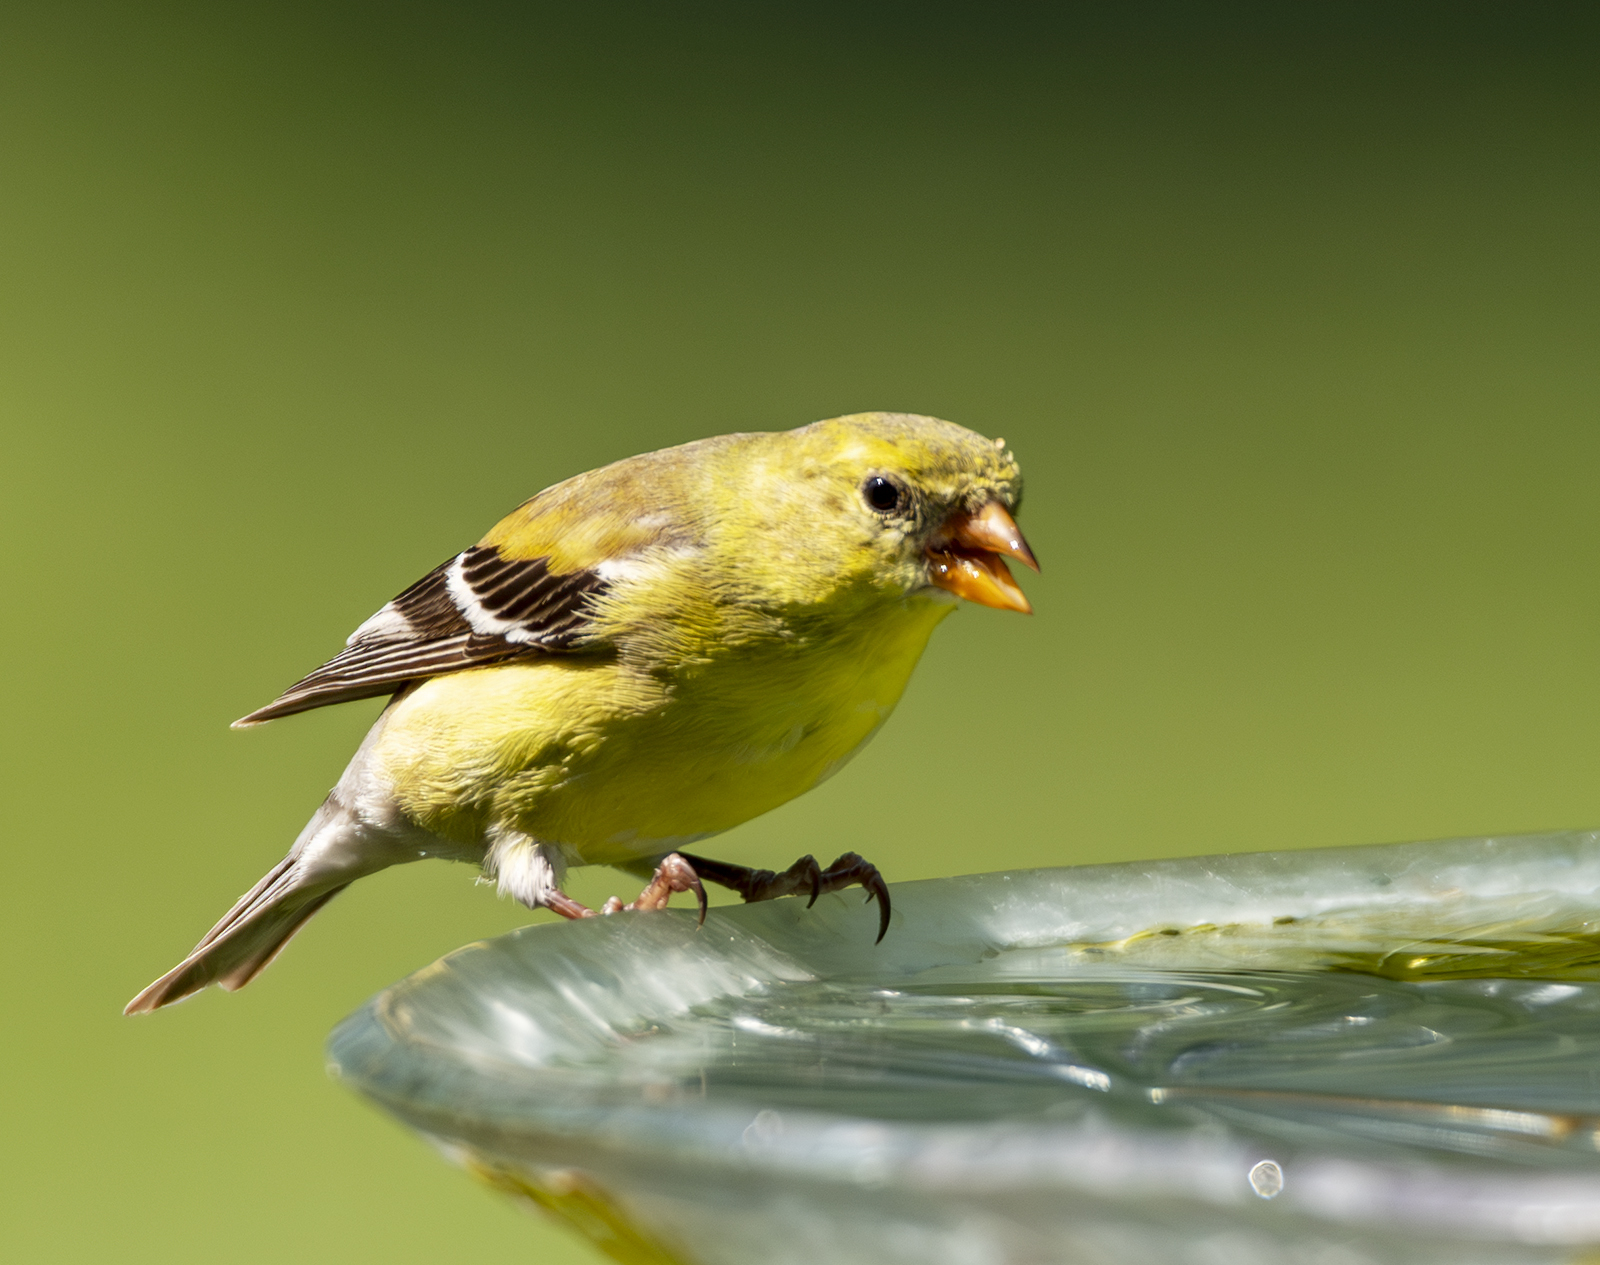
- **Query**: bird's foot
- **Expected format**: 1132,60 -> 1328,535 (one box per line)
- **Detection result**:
543,891 -> 600,920
542,854 -> 707,925
679,850 -> 892,943
600,853 -> 708,924
680,852 -> 822,903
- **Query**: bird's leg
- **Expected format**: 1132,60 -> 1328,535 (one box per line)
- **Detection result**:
678,850 -> 892,943
601,853 -> 708,925
679,852 -> 822,903
486,830 -> 605,921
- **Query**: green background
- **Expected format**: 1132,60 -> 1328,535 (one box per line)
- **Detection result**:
4,3 -> 1598,1260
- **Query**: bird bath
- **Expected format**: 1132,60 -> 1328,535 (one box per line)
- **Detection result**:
328,832 -> 1600,1264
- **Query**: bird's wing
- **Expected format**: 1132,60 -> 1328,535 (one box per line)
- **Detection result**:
233,545 -> 610,726
234,434 -> 729,727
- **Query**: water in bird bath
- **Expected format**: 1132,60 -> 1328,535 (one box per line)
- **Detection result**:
329,831 -> 1600,1265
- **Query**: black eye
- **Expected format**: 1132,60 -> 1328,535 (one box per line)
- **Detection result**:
863,476 -> 901,513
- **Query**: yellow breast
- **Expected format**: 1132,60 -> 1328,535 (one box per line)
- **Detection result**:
374,593 -> 954,865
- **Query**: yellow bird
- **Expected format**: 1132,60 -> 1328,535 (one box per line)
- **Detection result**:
127,412 -> 1036,1013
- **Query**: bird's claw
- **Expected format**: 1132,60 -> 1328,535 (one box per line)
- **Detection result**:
794,855 -> 824,908
817,851 -> 892,943
619,853 -> 708,926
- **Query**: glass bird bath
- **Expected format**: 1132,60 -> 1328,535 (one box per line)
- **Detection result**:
328,832 -> 1600,1264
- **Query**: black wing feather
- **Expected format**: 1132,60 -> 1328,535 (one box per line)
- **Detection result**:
234,547 -> 608,727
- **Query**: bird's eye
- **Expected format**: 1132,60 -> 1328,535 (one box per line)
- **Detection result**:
863,476 -> 902,513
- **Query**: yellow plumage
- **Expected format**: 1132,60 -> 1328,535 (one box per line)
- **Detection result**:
378,592 -> 951,865
127,412 -> 1035,1013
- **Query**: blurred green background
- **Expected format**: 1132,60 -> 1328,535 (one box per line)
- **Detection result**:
3,2 -> 1599,1260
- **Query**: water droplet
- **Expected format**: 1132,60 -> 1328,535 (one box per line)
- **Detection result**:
1248,1159 -> 1283,1199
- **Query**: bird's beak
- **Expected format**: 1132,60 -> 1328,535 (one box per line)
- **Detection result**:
926,501 -> 1039,614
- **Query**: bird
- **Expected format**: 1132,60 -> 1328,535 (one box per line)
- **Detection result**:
126,411 -> 1036,1013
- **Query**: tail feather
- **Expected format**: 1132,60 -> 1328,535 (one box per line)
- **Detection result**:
124,862 -> 351,1014
216,885 -> 350,991
125,789 -> 412,1014
189,852 -> 299,955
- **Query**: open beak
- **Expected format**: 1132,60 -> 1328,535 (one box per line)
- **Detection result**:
926,501 -> 1039,614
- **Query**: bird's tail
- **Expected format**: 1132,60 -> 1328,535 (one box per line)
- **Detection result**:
125,794 -> 379,1014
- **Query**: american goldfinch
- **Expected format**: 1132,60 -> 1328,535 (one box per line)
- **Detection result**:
127,412 -> 1036,1013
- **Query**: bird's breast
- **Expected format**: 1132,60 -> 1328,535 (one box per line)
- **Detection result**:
377,595 -> 954,863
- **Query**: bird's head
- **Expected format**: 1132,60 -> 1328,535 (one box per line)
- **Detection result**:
722,412 -> 1037,616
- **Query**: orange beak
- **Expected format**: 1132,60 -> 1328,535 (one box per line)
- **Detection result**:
926,501 -> 1039,614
